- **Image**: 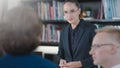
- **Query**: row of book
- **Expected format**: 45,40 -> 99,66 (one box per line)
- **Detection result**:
83,0 -> 120,20
102,0 -> 120,20
41,24 -> 61,43
22,0 -> 120,20
37,1 -> 64,20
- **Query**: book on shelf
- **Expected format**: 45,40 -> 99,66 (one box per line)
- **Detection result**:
102,0 -> 112,20
113,0 -> 120,19
97,2 -> 103,20
112,17 -> 120,20
37,2 -> 41,19
36,0 -> 64,20
82,17 -> 94,20
41,24 -> 61,43
102,0 -> 120,20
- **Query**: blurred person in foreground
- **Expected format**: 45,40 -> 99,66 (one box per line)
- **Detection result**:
89,26 -> 120,68
0,6 -> 58,68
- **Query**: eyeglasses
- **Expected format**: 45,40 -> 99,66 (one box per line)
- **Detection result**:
91,44 -> 113,49
64,9 -> 79,15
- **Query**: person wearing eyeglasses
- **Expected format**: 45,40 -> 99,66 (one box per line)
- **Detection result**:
57,0 -> 97,68
89,26 -> 120,68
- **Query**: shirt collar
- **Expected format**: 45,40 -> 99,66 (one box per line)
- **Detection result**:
112,64 -> 120,68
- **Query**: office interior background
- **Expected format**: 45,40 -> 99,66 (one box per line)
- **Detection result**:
0,0 -> 120,64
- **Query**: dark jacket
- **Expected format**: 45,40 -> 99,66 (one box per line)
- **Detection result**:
0,54 -> 58,68
58,19 -> 97,68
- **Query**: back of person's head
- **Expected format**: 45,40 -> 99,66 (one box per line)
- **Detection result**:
0,6 -> 43,56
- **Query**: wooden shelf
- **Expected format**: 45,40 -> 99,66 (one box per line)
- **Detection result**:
21,0 -> 37,3
78,0 -> 101,2
42,19 -> 120,25
86,19 -> 120,25
40,19 -> 120,46
40,42 -> 59,46
42,20 -> 68,25
35,46 -> 58,54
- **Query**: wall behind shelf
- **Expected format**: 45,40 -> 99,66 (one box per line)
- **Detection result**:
80,1 -> 101,19
78,0 -> 101,2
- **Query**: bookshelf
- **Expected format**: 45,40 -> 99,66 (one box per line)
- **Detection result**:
42,20 -> 68,24
87,19 -> 120,25
1,0 -> 119,65
40,42 -> 59,46
78,0 -> 101,2
0,0 -> 119,65
20,0 -> 120,46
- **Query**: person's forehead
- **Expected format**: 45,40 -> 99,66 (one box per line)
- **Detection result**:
64,2 -> 77,9
93,32 -> 113,43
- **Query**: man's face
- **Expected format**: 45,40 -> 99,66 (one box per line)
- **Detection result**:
89,32 -> 114,65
